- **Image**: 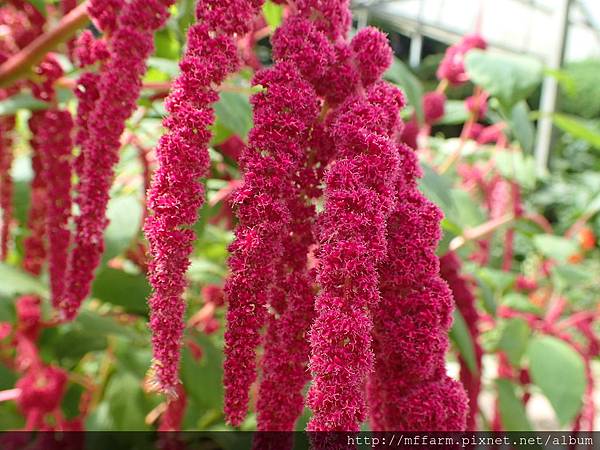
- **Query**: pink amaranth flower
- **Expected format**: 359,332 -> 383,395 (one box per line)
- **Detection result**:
423,91 -> 447,125
307,83 -> 403,431
350,27 -> 393,86
0,117 -> 15,261
37,110 -> 74,308
440,251 -> 482,431
401,115 -> 420,149
74,30 -> 110,68
87,0 -> 124,33
61,0 -> 174,321
145,0 -> 264,396
29,54 -> 63,102
16,365 -> 68,430
368,143 -> 468,431
437,34 -> 487,85
224,61 -> 319,426
465,93 -> 488,120
22,113 -> 48,276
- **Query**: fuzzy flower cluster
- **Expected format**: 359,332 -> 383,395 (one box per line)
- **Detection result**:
0,117 -> 15,262
308,83 -> 404,432
36,111 -> 74,308
62,0 -> 174,321
224,61 -> 319,426
368,143 -> 468,431
145,0 -> 264,396
440,251 -> 482,431
436,34 -> 487,85
22,113 -> 47,276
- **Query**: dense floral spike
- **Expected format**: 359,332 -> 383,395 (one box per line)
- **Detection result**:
0,117 -> 15,261
22,113 -> 48,276
307,81 -> 403,430
146,0 -> 265,395
440,251 -> 482,431
423,91 -> 447,125
437,34 -> 487,85
61,0 -> 174,321
37,111 -> 74,308
368,143 -> 468,431
225,62 -> 319,426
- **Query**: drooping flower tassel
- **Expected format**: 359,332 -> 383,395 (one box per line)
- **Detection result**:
61,0 -> 174,320
440,251 -> 482,431
368,143 -> 468,431
22,113 -> 48,276
0,117 -> 15,261
224,62 -> 319,426
37,111 -> 74,307
145,0 -> 266,396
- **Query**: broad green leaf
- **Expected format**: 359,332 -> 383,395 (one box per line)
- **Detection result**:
181,334 -> 223,410
385,58 -> 424,123
419,163 -> 456,221
262,1 -> 284,29
545,68 -> 576,97
532,234 -> 578,262
438,100 -> 470,126
0,90 -> 72,116
104,372 -> 149,430
450,188 -> 486,228
449,309 -> 478,375
26,0 -> 46,15
552,113 -> 600,150
0,263 -> 48,298
75,310 -> 144,342
509,101 -> 535,153
465,50 -> 542,108
214,92 -> 253,139
498,318 -> 530,366
477,267 -> 516,294
92,268 -> 150,315
494,151 -> 536,189
502,292 -> 542,315
496,379 -> 533,431
104,195 -> 142,262
527,336 -> 586,425
147,57 -> 180,78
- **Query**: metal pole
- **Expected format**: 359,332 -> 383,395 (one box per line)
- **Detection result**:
534,0 -> 572,173
409,0 -> 426,68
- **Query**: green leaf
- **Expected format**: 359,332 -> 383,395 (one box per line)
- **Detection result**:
262,1 -> 284,29
214,92 -> 253,139
509,101 -> 535,153
465,50 -> 543,108
498,318 -> 530,366
75,310 -> 144,343
385,58 -> 424,123
147,57 -> 180,78
449,309 -> 478,375
104,372 -> 149,430
0,263 -> 48,298
26,0 -> 46,15
496,379 -> 533,431
438,100 -> 470,126
532,234 -> 578,262
104,195 -> 142,262
494,151 -> 536,189
92,268 -> 150,315
181,334 -> 224,411
502,292 -> 542,315
419,163 -> 456,221
0,90 -> 72,116
527,336 -> 586,425
552,113 -> 600,150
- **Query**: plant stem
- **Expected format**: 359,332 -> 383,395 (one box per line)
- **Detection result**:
449,212 -> 514,251
0,2 -> 90,88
